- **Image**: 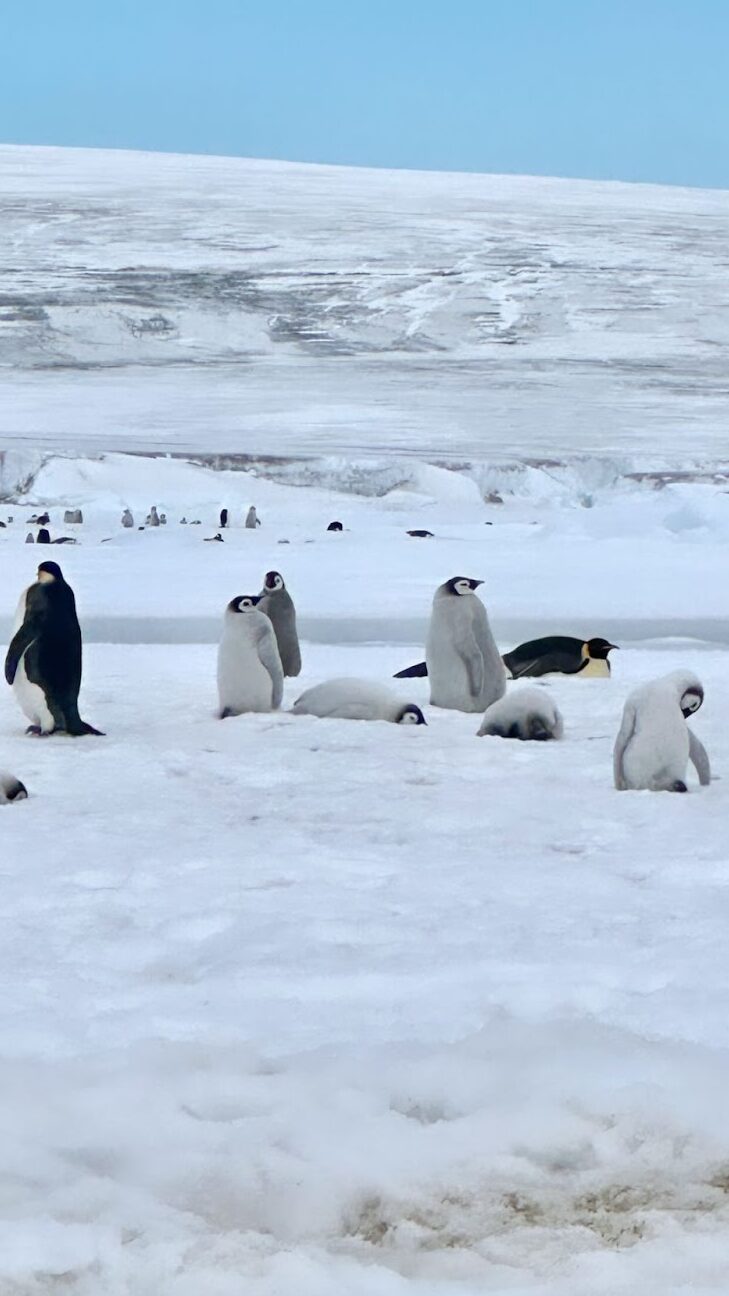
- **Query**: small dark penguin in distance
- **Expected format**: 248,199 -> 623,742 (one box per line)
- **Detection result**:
503,636 -> 619,680
5,561 -> 104,736
327,521 -> 343,531
407,529 -> 434,538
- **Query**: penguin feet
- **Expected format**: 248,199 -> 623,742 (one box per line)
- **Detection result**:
671,780 -> 688,793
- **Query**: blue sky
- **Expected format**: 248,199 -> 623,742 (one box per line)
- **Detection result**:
3,0 -> 727,187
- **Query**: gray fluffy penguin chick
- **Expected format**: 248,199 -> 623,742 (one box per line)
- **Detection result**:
292,678 -> 426,724
478,687 -> 564,740
245,506 -> 261,529
217,595 -> 283,717
0,771 -> 28,803
258,571 -> 302,677
426,577 -> 506,713
613,669 -> 710,792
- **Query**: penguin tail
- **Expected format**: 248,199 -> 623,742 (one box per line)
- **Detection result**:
393,661 -> 428,679
76,721 -> 105,737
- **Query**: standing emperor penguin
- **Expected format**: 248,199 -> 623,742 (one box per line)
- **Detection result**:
426,577 -> 506,713
477,687 -> 564,741
613,670 -> 710,792
258,571 -> 302,677
245,506 -> 261,529
5,562 -> 104,736
217,595 -> 284,717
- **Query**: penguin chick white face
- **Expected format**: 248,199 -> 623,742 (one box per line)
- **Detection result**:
397,704 -> 427,725
663,670 -> 704,717
264,571 -> 284,592
447,577 -> 484,596
228,595 -> 262,613
681,686 -> 703,717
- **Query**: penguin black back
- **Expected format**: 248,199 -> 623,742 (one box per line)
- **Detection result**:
503,635 -> 618,679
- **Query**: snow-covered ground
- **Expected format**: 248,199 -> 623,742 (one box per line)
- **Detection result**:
2,452 -> 729,1293
1,145 -> 729,461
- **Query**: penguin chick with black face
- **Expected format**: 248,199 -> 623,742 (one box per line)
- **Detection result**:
613,670 -> 710,792
258,571 -> 301,677
426,577 -> 506,713
292,679 -> 426,725
217,595 -> 283,718
0,771 -> 28,803
5,562 -> 104,736
503,636 -> 618,679
477,687 -> 564,741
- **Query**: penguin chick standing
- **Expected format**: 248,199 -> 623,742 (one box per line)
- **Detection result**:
477,687 -> 564,741
0,771 -> 28,803
503,635 -> 618,679
258,571 -> 302,677
245,506 -> 261,529
217,595 -> 283,717
613,670 -> 710,792
426,577 -> 506,713
292,679 -> 426,724
5,562 -> 104,736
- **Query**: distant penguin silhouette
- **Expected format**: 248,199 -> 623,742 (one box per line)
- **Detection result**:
220,508 -> 229,529
245,506 -> 261,529
258,571 -> 301,677
292,679 -> 426,725
477,688 -> 564,741
0,771 -> 27,804
327,521 -> 343,532
217,595 -> 283,717
121,509 -> 134,528
204,533 -> 224,543
160,513 -> 167,525
613,670 -> 710,792
52,537 -> 77,545
503,636 -> 619,679
37,513 -> 50,527
148,506 -> 160,527
37,529 -> 51,545
407,530 -> 434,538
426,577 -> 506,713
25,534 -> 34,545
180,517 -> 188,525
5,562 -> 103,736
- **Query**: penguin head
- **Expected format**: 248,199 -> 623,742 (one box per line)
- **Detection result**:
228,595 -> 262,614
663,670 -> 704,717
585,637 -> 619,660
396,703 -> 427,725
447,577 -> 483,596
680,684 -> 704,717
37,561 -> 63,584
263,571 -> 285,592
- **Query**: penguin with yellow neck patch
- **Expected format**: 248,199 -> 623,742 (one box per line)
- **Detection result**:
503,635 -> 618,680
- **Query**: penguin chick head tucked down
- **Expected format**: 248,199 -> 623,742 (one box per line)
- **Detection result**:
663,669 -> 704,717
396,703 -> 427,726
263,571 -> 285,592
446,577 -> 483,596
228,595 -> 263,614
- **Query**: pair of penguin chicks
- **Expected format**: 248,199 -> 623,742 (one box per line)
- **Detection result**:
219,573 -> 711,795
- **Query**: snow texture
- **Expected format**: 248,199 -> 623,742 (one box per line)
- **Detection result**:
1,450 -> 728,1294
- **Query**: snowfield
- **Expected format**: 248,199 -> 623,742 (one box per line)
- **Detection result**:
2,451 -> 729,1293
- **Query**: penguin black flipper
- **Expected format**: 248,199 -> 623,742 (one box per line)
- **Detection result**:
5,595 -> 46,685
393,661 -> 428,679
504,648 -> 583,679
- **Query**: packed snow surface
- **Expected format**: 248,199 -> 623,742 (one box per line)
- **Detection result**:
1,145 -> 729,460
2,453 -> 729,1293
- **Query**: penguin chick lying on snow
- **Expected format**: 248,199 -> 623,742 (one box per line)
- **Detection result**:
0,771 -> 27,803
613,670 -> 710,792
477,687 -> 564,741
292,679 -> 426,725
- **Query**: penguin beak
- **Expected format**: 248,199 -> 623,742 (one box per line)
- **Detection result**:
472,580 -> 484,588
608,644 -> 619,651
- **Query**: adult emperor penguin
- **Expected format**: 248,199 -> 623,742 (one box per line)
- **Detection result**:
292,679 -> 426,724
245,506 -> 261,529
217,595 -> 283,717
503,635 -> 619,679
613,670 -> 710,792
0,771 -> 28,803
477,687 -> 564,741
4,562 -> 104,736
258,571 -> 302,677
426,577 -> 506,713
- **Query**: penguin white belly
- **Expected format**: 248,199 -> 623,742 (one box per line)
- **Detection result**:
14,653 -> 56,732
217,632 -> 273,714
623,708 -> 688,790
579,658 -> 610,678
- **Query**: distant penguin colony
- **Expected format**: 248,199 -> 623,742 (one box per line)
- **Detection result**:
426,578 -> 506,713
5,562 -> 103,737
478,687 -> 564,741
613,670 -> 710,792
292,679 -> 426,725
217,595 -> 284,717
258,571 -> 302,677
